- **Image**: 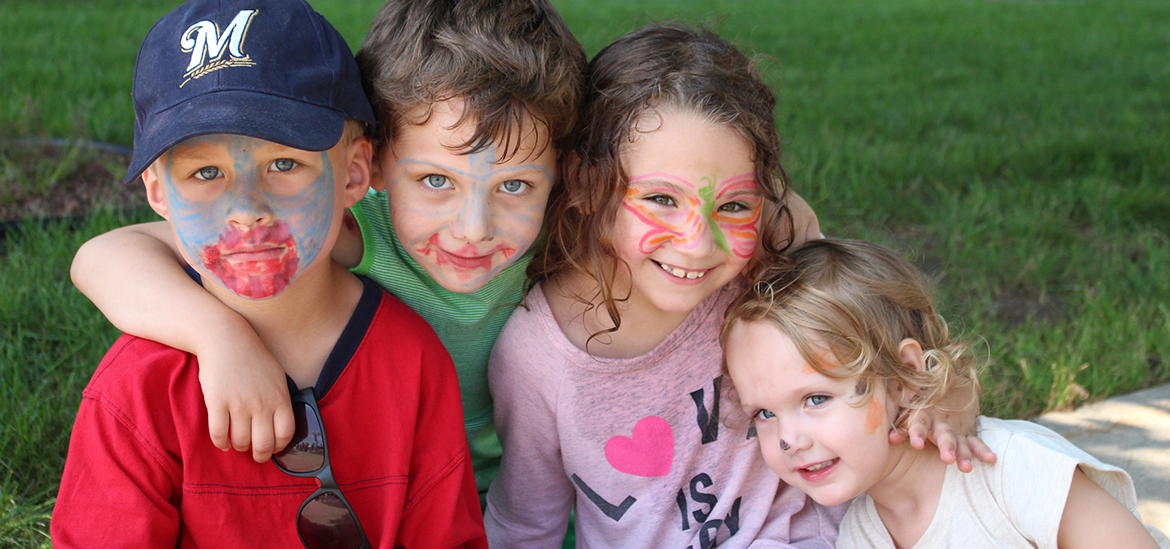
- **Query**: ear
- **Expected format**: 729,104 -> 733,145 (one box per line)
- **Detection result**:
897,338 -> 926,372
141,166 -> 170,220
368,141 -> 387,192
893,338 -> 927,406
341,137 -> 374,207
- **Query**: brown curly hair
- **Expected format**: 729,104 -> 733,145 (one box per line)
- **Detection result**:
355,0 -> 586,160
530,23 -> 796,340
720,239 -> 984,430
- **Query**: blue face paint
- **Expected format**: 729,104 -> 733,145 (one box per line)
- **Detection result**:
161,135 -> 335,299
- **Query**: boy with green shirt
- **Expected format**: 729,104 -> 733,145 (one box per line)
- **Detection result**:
71,0 -> 586,499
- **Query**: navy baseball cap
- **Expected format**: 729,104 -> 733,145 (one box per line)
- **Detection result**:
125,0 -> 376,183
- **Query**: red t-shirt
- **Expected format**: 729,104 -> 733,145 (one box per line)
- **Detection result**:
52,278 -> 487,548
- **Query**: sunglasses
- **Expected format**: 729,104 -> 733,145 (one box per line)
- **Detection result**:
273,386 -> 372,549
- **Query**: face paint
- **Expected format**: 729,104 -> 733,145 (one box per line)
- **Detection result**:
400,148 -> 526,273
622,172 -> 761,258
383,133 -> 554,293
865,394 -> 885,435
161,135 -> 335,299
612,109 -> 760,318
725,321 -> 899,508
707,174 -> 763,258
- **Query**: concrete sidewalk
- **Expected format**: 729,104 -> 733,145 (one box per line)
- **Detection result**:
1034,382 -> 1170,534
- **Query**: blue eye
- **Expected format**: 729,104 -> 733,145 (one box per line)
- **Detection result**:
754,409 -> 776,421
194,166 -> 221,181
425,174 -> 451,189
804,395 -> 830,407
500,179 -> 526,194
271,159 -> 296,172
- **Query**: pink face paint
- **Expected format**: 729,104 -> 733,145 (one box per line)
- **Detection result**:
623,172 -> 762,258
709,174 -> 762,258
622,188 -> 704,253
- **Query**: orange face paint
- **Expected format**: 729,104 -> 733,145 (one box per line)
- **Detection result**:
865,395 -> 884,434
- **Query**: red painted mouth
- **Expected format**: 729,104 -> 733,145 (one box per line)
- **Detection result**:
418,235 -> 516,272
200,222 -> 299,299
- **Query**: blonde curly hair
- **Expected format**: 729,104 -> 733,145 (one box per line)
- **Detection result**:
720,238 -> 983,430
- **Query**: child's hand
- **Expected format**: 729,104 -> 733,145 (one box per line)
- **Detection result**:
890,411 -> 996,472
784,190 -> 822,247
197,326 -> 294,463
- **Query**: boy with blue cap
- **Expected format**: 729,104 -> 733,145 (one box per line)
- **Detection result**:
51,0 -> 487,547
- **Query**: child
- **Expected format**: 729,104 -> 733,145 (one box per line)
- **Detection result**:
721,238 -> 1170,549
485,24 -> 861,547
69,0 -> 587,497
51,0 -> 486,546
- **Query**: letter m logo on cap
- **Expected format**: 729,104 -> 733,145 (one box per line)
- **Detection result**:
179,9 -> 257,84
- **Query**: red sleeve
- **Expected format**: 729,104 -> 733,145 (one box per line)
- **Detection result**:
51,345 -> 184,548
395,335 -> 488,549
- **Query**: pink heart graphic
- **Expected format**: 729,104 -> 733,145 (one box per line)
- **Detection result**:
604,416 -> 674,477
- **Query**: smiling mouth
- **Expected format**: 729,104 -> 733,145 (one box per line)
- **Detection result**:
802,459 -> 836,473
655,261 -> 707,280
796,458 -> 839,482
438,249 -> 493,270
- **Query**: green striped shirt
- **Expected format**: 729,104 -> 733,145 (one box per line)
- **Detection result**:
349,189 -> 531,493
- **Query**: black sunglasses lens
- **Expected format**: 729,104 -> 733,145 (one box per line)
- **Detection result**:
297,492 -> 364,549
273,401 -> 325,473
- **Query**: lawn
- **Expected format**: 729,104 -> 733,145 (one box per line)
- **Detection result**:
3,0 -> 1169,546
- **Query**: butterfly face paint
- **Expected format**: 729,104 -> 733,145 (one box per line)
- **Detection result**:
611,109 -> 762,318
622,172 -> 762,259
159,135 -> 335,300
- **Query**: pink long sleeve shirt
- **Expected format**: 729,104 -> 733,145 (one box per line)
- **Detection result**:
485,280 -> 843,549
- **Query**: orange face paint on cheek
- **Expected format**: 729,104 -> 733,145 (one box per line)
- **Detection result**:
865,395 -> 884,434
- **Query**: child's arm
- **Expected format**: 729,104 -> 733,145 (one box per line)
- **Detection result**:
484,307 -> 576,546
1057,468 -> 1161,549
71,222 -> 293,462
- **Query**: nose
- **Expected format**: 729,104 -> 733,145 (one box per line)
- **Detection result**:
225,176 -> 273,230
777,414 -> 811,454
673,215 -> 716,257
450,194 -> 493,243
691,218 -> 720,256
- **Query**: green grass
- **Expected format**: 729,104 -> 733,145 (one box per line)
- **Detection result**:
2,0 -> 1169,545
0,209 -> 155,548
